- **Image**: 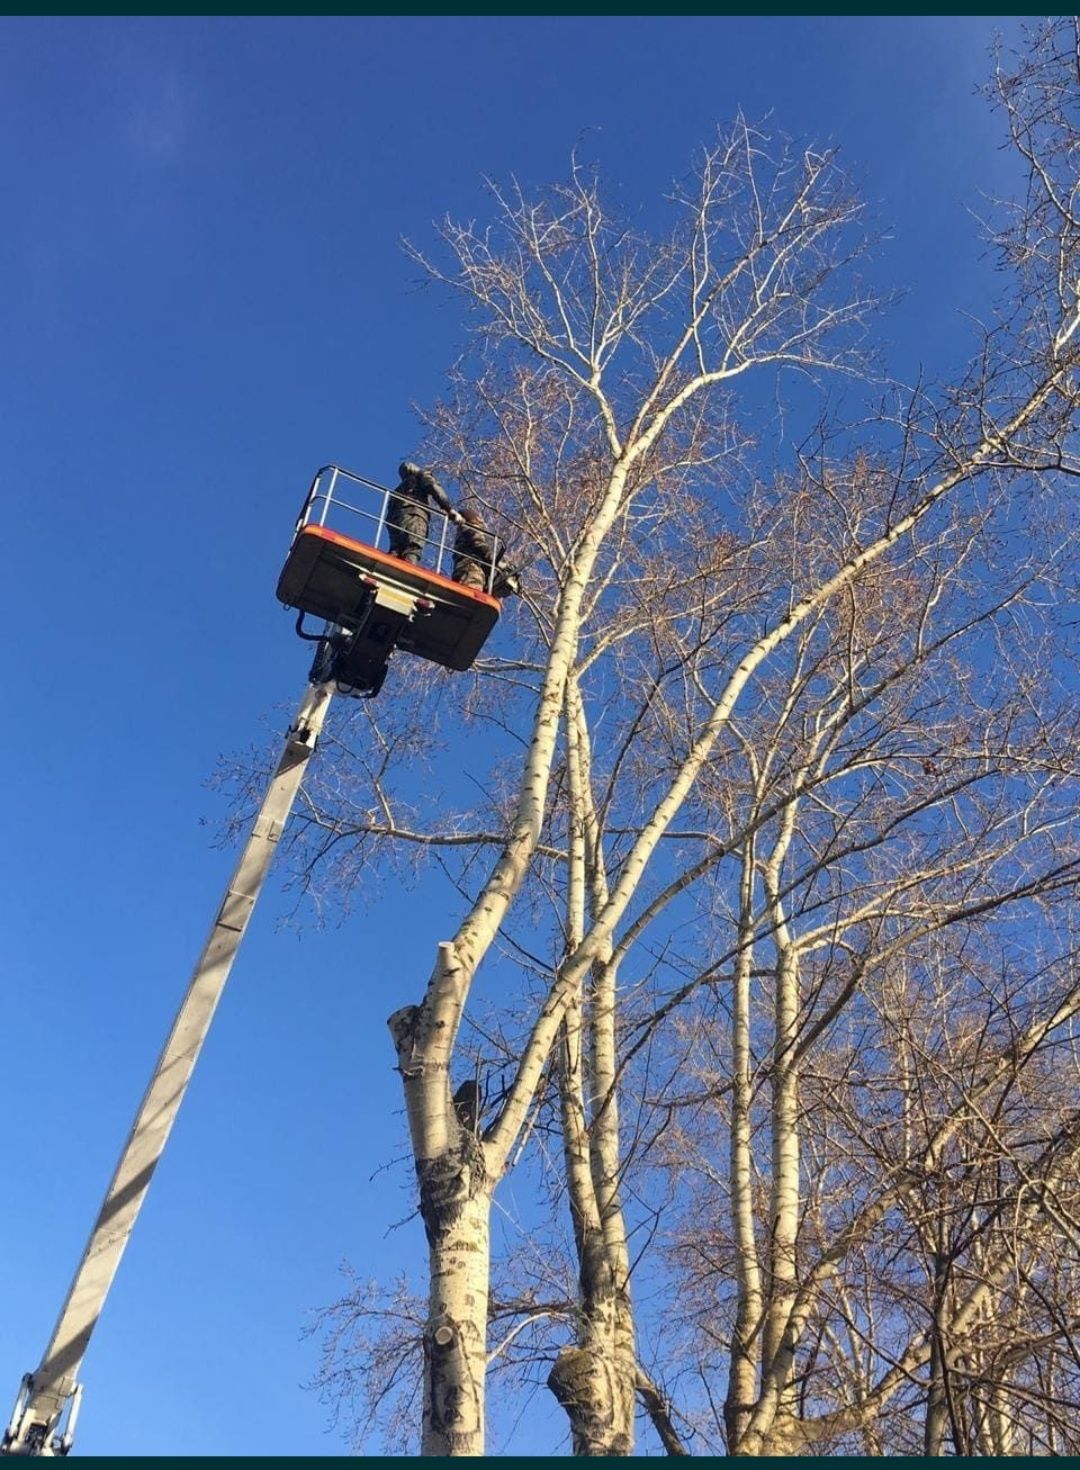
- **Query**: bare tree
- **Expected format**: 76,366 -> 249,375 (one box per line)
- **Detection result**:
314,123 -> 884,1456
269,27 -> 1080,1455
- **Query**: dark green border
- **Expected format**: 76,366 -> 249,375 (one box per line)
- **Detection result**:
0,7 -> 1063,19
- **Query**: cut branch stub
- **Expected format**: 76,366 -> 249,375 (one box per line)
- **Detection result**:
426,1314 -> 483,1454
387,1004 -> 421,1063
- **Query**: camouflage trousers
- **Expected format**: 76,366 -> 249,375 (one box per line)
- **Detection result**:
452,555 -> 489,590
387,505 -> 430,564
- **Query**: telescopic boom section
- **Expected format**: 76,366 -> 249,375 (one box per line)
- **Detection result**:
2,682 -> 333,1457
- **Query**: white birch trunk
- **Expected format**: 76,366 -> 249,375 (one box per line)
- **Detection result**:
724,845 -> 764,1449
549,683 -> 636,1455
552,994 -> 634,1455
585,952 -> 636,1456
422,1189 -> 492,1456
389,994 -> 493,1456
761,806 -> 801,1418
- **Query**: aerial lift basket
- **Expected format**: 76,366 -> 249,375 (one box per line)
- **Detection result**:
276,465 -> 501,676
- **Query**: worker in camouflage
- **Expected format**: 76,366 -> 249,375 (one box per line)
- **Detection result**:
386,461 -> 458,565
452,506 -> 521,596
452,1078 -> 482,1132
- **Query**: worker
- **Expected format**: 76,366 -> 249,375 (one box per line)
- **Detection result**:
452,1078 -> 483,1132
452,506 -> 521,596
387,461 -> 460,565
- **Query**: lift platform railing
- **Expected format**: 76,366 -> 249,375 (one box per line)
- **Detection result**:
293,465 -> 503,595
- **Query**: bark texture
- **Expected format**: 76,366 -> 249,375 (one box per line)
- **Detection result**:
390,997 -> 494,1456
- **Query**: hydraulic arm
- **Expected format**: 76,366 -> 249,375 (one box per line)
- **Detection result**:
3,682 -> 333,1456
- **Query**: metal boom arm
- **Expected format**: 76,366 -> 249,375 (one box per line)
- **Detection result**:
3,681 -> 334,1456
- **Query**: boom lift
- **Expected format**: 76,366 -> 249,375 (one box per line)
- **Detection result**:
3,466 -> 502,1456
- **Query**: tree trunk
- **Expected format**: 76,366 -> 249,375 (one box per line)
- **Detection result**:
724,845 -> 763,1451
761,814 -> 801,1421
924,1250 -> 949,1456
587,957 -> 636,1457
390,995 -> 493,1456
421,1180 -> 492,1456
553,992 -> 636,1456
550,682 -> 637,1456
548,1280 -> 635,1456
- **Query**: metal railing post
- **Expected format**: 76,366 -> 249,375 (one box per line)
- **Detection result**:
320,468 -> 338,526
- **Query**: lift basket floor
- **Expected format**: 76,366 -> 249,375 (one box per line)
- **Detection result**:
277,524 -> 500,672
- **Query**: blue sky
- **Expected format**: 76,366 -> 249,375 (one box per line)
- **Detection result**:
1,14 -> 1031,1456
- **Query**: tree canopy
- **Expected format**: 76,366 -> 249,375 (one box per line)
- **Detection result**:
277,21 -> 1080,1456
